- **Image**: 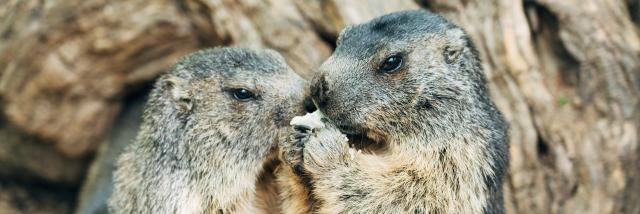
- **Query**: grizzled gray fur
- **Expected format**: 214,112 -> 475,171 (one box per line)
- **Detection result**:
279,10 -> 509,214
109,47 -> 309,213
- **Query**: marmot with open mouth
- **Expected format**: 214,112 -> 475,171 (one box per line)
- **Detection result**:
279,10 -> 509,214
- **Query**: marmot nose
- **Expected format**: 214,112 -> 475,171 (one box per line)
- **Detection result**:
310,74 -> 329,109
303,97 -> 317,113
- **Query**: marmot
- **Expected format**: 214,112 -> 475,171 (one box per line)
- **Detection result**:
279,10 -> 509,214
109,47 -> 311,213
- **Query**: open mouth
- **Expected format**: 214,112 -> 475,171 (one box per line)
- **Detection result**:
293,111 -> 387,153
336,124 -> 386,153
346,134 -> 378,151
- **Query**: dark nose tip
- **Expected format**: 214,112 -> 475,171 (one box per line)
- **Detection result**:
303,97 -> 317,113
310,74 -> 328,109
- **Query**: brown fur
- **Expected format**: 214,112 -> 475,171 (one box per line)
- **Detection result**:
279,10 -> 508,214
109,47 -> 309,213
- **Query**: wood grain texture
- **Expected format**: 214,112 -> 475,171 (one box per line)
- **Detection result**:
419,0 -> 640,213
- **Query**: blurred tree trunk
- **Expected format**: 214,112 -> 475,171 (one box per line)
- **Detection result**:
0,0 -> 638,213
417,0 -> 640,213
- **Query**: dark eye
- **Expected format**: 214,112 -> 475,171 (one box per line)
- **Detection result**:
379,54 -> 403,73
231,88 -> 255,102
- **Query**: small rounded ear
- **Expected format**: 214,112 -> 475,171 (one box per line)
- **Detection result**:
444,46 -> 462,64
163,75 -> 192,112
443,28 -> 467,64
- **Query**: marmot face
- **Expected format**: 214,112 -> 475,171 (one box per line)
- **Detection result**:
312,10 -> 484,143
110,48 -> 311,213
159,47 -> 308,155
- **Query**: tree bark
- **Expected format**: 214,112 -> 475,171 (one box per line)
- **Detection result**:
418,0 -> 640,213
1,0 -> 639,213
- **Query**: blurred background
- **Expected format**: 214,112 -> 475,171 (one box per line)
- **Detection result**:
0,0 -> 639,213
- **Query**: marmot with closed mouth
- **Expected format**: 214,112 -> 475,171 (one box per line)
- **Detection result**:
109,47 -> 310,213
279,10 -> 509,214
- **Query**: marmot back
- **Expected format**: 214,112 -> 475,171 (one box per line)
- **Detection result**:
279,10 -> 509,214
109,47 -> 309,213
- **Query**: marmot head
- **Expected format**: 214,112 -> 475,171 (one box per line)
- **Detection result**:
312,10 -> 489,144
145,47 -> 310,152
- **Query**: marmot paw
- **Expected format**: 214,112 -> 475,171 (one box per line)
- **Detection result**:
279,127 -> 311,176
301,126 -> 351,172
